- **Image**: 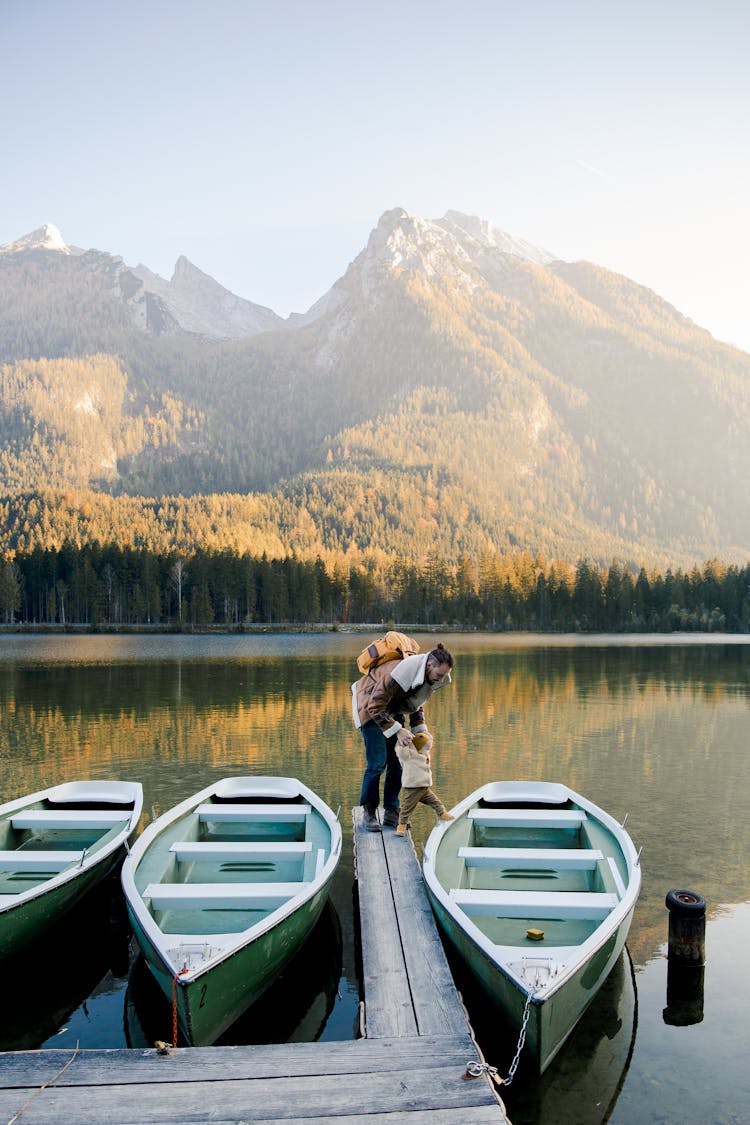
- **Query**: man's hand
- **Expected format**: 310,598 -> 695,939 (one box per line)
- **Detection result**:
396,727 -> 414,748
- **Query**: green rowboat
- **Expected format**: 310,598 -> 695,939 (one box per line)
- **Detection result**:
0,779 -> 143,959
423,781 -> 641,1075
121,776 -> 342,1046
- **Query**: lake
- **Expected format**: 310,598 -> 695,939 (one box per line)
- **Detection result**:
0,632 -> 748,1124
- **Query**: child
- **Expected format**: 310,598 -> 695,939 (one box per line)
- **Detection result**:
394,731 -> 454,835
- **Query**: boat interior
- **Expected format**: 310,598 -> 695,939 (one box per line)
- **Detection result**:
0,787 -> 137,900
439,797 -> 627,948
137,795 -> 333,938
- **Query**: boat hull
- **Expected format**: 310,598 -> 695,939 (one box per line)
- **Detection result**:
427,882 -> 635,1073
423,780 -> 641,1075
0,850 -> 124,959
128,877 -> 334,1044
122,776 -> 342,1046
125,897 -> 342,1049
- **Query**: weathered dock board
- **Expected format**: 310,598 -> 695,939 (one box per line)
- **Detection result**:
0,1039 -> 504,1123
353,806 -> 508,1122
354,807 -> 480,1039
0,811 -> 509,1124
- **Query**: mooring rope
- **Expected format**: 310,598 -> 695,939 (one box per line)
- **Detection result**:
7,1040 -> 80,1124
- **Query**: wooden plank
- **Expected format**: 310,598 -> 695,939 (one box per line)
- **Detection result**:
381,827 -> 470,1038
157,1111 -> 505,1125
353,807 -> 418,1038
0,1062 -> 504,1123
0,1039 -> 475,1086
0,1038 -> 478,1087
177,1111 -> 503,1120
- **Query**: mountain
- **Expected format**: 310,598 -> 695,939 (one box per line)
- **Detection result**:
1,210 -> 749,569
0,223 -> 79,255
131,256 -> 284,339
0,224 -> 283,343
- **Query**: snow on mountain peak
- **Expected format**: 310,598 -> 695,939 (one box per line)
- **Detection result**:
440,211 -> 556,264
360,207 -> 556,292
362,208 -> 475,286
0,223 -> 70,254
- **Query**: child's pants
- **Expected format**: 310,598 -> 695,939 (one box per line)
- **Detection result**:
398,785 -> 446,825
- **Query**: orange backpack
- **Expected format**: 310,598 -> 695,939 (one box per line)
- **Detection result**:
356,630 -> 420,674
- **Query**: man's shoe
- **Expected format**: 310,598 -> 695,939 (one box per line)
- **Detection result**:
382,808 -> 399,828
363,808 -> 381,832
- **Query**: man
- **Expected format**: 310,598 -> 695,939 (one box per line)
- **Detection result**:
351,642 -> 454,832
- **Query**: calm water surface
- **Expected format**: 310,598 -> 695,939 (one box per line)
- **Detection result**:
0,632 -> 748,1124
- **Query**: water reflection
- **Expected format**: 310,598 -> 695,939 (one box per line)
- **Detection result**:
663,963 -> 705,1027
0,873 -> 131,1051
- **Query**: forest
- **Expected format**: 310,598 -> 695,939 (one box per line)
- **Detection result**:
1,543 -> 747,633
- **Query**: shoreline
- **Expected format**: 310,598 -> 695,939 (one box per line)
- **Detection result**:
0,622 -> 466,636
1,622 -> 748,637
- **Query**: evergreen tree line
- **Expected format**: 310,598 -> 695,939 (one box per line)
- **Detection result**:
1,544 -> 749,632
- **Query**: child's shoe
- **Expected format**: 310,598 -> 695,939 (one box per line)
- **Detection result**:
438,812 -> 454,822
396,823 -> 407,836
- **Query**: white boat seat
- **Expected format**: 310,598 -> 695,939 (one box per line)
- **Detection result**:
51,788 -> 135,805
196,803 -> 311,823
143,881 -> 308,911
170,841 -> 312,863
449,889 -> 619,920
468,809 -> 587,829
11,810 -> 130,830
0,850 -> 84,870
458,846 -> 603,869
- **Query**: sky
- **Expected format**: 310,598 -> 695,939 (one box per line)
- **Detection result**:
2,0 -> 749,350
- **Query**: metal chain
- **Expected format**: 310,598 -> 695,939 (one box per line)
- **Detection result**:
463,988 -> 536,1088
501,989 -> 535,1086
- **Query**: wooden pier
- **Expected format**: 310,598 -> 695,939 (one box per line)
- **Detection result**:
0,811 -> 509,1124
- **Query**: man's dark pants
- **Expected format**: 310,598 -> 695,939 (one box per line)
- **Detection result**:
359,719 -> 401,813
